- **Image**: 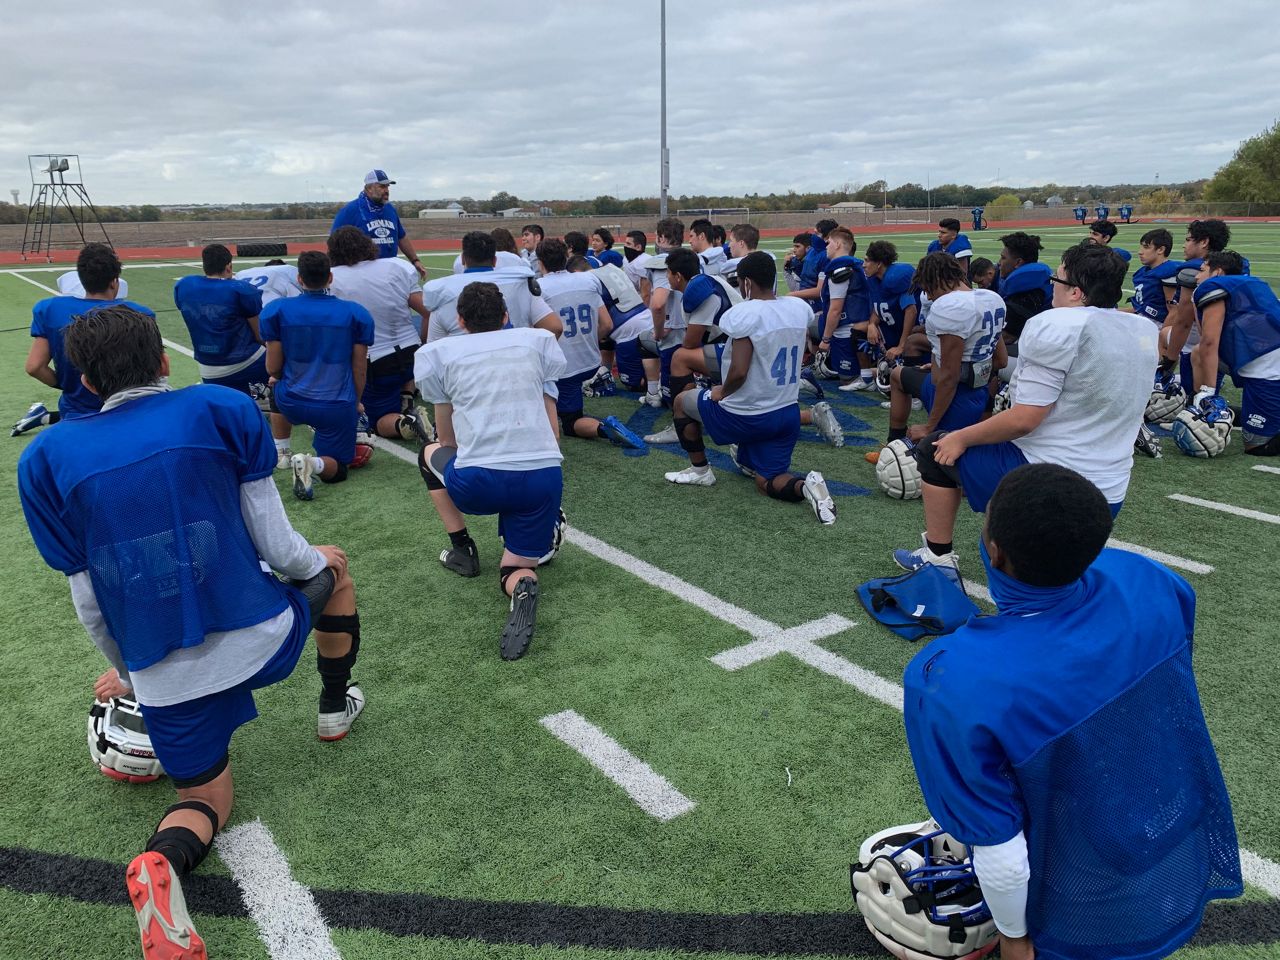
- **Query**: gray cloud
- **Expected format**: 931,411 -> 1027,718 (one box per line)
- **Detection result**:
4,0 -> 1278,204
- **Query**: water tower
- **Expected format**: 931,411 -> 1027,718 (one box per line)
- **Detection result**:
8,190 -> 18,206
20,154 -> 113,261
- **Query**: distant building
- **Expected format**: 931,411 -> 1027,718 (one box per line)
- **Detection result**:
496,207 -> 530,219
418,201 -> 465,220
1046,195 -> 1064,206
817,200 -> 875,213
1022,200 -> 1035,209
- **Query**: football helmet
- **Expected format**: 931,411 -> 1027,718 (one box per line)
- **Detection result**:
876,356 -> 899,396
851,819 -> 997,960
1145,383 -> 1187,424
811,349 -> 836,380
1171,407 -> 1233,458
538,509 -> 567,566
990,385 -> 1012,416
88,697 -> 164,784
876,439 -> 923,500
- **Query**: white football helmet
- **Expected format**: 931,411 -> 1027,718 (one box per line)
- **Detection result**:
538,509 -> 567,566
876,440 -> 923,500
990,385 -> 1012,416
1171,408 -> 1233,458
88,696 -> 164,783
851,819 -> 998,960
1146,384 -> 1187,424
875,357 -> 897,396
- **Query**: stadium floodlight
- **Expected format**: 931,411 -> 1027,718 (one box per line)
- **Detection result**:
659,0 -> 668,218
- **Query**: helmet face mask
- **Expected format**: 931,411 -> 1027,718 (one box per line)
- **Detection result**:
851,819 -> 998,960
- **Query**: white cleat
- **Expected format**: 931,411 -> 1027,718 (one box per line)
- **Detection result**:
802,470 -> 837,525
892,532 -> 961,576
318,685 -> 365,741
638,393 -> 664,408
811,401 -> 844,447
276,449 -> 293,470
645,425 -> 679,444
838,378 -> 872,392
291,453 -> 315,501
664,465 -> 716,486
879,399 -> 923,411
728,444 -> 755,478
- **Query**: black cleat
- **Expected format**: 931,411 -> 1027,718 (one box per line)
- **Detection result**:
439,538 -> 480,578
500,577 -> 539,661
1134,423 -> 1162,459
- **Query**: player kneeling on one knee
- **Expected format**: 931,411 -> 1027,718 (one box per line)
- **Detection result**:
414,281 -> 566,661
903,464 -> 1241,959
664,252 -> 836,525
261,250 -> 375,501
17,305 -> 367,960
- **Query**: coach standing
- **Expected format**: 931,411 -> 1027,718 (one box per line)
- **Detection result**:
331,170 -> 427,280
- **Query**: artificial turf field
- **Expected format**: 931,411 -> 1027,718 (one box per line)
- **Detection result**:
1,222 -> 1278,959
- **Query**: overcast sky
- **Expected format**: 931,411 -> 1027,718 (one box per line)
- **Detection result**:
4,1 -> 1278,206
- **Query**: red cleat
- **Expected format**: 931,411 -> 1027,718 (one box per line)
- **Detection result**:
348,442 -> 374,469
125,852 -> 206,959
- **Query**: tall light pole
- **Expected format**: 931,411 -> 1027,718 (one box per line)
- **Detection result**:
659,0 -> 669,217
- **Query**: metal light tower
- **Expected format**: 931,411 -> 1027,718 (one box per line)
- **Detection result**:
659,0 -> 669,217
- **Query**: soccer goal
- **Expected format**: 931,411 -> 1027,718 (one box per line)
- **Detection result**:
677,207 -> 750,222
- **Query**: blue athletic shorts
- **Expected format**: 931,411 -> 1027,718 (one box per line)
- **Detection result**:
444,458 -> 563,559
696,391 -> 800,480
921,375 -> 988,432
556,369 -> 595,417
138,584 -> 312,782
615,340 -> 644,390
274,384 -> 358,463
828,335 -> 856,378
1180,353 -> 1224,395
955,441 -> 1125,517
1240,376 -> 1280,440
203,354 -> 269,396
362,371 -> 408,421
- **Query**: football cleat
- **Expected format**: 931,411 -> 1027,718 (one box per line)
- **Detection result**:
851,819 -> 997,960
664,465 -> 716,486
637,392 -> 664,408
10,401 -> 52,437
500,577 -> 539,661
1134,423 -> 1162,459
875,357 -> 898,395
599,416 -> 647,452
865,449 -> 881,464
318,685 -> 365,741
291,454 -> 315,501
89,697 -> 164,784
811,401 -> 844,447
407,406 -> 435,443
838,378 -> 872,392
645,424 -> 679,444
356,410 -> 372,437
876,439 -> 924,500
880,399 -> 923,411
893,533 -> 960,578
125,851 -> 206,960
349,442 -> 374,469
802,471 -> 837,526
275,448 -> 292,471
247,382 -> 272,415
727,444 -> 755,478
439,537 -> 481,577
539,509 -> 567,566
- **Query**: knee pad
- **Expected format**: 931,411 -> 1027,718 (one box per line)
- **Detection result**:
600,336 -> 617,351
559,411 -> 583,436
765,475 -> 805,502
316,612 -> 360,661
320,462 -> 349,484
914,432 -> 961,488
419,446 -> 445,489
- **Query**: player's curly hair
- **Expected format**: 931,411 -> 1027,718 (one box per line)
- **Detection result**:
864,240 -> 898,265
1187,218 -> 1230,252
64,304 -> 164,399
999,232 -> 1043,265
327,226 -> 378,267
1205,251 -> 1246,276
592,227 -> 615,248
76,242 -> 122,295
457,281 -> 506,333
915,251 -> 969,298
537,238 -> 569,273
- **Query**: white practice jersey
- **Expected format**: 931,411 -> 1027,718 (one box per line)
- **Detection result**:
1010,306 -> 1158,503
234,264 -> 300,306
58,271 -> 128,299
452,250 -> 530,275
641,252 -> 684,331
422,269 -> 552,341
538,272 -> 606,377
925,288 -> 1005,363
623,252 -> 648,292
697,246 -> 728,276
718,297 -> 811,416
415,327 -> 565,471
329,259 -> 420,361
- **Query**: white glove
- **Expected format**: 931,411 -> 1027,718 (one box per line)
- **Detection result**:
1192,386 -> 1217,409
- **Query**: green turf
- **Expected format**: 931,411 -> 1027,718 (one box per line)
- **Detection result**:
1,224 -> 1279,958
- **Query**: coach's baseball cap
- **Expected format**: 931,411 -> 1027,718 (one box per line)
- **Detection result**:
364,169 -> 396,185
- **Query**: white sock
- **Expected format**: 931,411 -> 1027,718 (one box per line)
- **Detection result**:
648,382 -> 661,397
860,368 -> 874,380
311,456 -> 325,472
274,438 -> 290,453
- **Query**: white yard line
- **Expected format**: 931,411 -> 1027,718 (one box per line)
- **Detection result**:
215,820 -> 342,960
961,579 -> 993,605
539,710 -> 696,821
1252,465 -> 1280,476
1167,494 -> 1280,526
1105,539 -> 1214,575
